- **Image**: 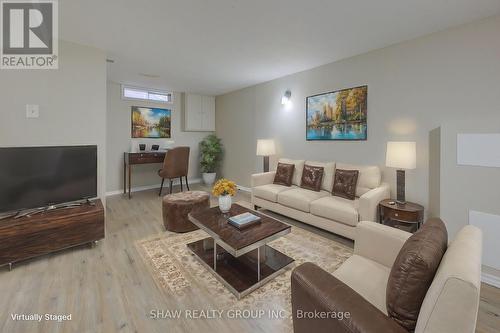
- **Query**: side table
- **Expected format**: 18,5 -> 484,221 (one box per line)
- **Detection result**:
378,199 -> 424,233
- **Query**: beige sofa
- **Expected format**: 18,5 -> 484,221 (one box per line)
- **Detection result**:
251,159 -> 389,240
291,221 -> 482,333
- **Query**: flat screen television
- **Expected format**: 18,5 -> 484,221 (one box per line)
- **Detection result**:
0,145 -> 97,213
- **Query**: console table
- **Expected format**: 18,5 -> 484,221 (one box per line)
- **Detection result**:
123,151 -> 167,199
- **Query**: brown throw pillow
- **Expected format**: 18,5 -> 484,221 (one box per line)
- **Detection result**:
332,169 -> 359,200
386,218 -> 448,331
300,165 -> 324,191
273,163 -> 294,186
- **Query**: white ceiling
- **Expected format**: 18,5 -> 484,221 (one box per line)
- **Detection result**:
60,0 -> 500,96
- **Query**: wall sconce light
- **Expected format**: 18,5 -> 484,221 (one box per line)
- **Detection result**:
281,90 -> 292,107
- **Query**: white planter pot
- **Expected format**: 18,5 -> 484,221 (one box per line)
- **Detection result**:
218,195 -> 232,213
202,172 -> 216,186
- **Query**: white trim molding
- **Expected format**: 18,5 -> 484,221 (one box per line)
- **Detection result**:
106,178 -> 201,197
237,185 -> 251,193
482,272 -> 500,288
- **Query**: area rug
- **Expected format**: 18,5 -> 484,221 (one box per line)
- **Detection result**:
135,204 -> 353,330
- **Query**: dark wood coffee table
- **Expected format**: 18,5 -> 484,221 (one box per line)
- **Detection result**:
187,204 -> 294,299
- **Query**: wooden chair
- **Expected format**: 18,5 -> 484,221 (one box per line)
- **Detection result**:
158,146 -> 190,196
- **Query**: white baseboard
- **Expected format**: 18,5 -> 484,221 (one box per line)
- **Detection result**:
106,178 -> 201,197
237,185 -> 251,192
482,272 -> 500,288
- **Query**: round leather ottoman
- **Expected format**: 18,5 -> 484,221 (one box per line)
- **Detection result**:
162,191 -> 210,232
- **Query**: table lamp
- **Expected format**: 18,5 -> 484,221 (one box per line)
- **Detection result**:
386,141 -> 416,204
256,139 -> 276,172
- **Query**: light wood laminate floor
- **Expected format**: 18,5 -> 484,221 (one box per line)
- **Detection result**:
0,185 -> 499,333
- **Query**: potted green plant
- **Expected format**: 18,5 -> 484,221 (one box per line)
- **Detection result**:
199,134 -> 223,185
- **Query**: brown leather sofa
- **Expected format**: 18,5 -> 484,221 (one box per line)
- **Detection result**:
291,220 -> 482,333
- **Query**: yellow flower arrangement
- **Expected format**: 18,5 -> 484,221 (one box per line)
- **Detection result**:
212,178 -> 237,197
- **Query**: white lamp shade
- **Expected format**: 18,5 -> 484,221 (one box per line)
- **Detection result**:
386,141 -> 416,169
256,139 -> 276,156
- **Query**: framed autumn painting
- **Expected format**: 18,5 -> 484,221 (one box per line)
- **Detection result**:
131,106 -> 171,138
306,85 -> 367,141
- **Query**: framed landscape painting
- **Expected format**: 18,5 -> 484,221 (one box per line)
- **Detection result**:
131,106 -> 171,138
306,85 -> 367,141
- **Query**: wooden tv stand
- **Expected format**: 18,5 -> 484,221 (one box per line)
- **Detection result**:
0,199 -> 105,270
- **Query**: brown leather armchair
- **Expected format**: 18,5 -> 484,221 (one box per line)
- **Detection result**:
291,221 -> 482,333
291,263 -> 408,333
158,146 -> 190,196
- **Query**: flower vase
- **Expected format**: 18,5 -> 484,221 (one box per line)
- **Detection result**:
218,195 -> 232,213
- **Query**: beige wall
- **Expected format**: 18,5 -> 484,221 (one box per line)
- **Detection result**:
439,121 -> 500,239
216,15 -> 500,239
428,127 -> 441,218
106,82 -> 210,192
0,40 -> 107,202
215,87 -> 257,187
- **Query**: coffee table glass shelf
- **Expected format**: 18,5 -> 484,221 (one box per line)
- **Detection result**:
187,204 -> 294,299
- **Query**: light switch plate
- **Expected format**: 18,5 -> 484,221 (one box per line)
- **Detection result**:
26,104 -> 39,118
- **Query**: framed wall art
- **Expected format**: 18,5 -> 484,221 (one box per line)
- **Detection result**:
306,85 -> 367,141
131,106 -> 171,138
